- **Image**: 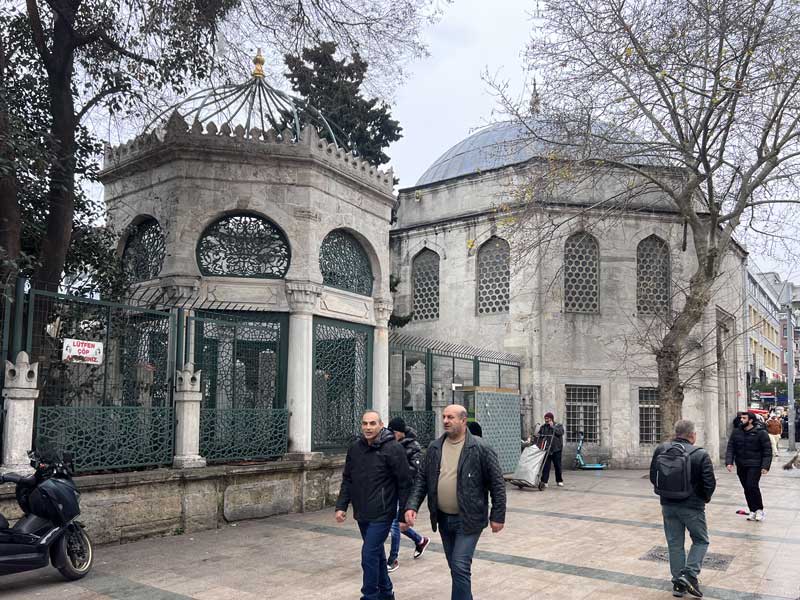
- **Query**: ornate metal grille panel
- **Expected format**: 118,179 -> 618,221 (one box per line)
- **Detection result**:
319,230 -> 373,296
122,219 -> 166,282
200,408 -> 288,462
312,318 -> 372,450
412,249 -> 440,321
565,384 -> 600,443
475,391 -> 521,473
197,214 -> 290,278
390,411 -> 435,449
638,387 -> 661,444
564,233 -> 599,313
193,312 -> 285,411
477,237 -> 510,314
36,406 -> 174,472
637,235 -> 671,314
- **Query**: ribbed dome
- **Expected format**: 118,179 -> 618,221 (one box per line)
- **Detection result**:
416,121 -> 548,187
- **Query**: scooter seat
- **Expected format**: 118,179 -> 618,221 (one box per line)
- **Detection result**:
0,514 -> 8,529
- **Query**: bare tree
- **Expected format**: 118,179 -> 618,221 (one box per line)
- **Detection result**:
490,0 -> 800,436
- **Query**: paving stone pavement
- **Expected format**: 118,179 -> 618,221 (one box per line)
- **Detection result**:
2,466 -> 800,599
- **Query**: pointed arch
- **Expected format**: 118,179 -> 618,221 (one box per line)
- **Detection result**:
412,248 -> 440,321
637,234 -> 671,314
564,232 -> 599,313
477,236 -> 510,314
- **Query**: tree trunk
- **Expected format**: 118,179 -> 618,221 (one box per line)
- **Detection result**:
657,345 -> 684,440
0,33 -> 20,287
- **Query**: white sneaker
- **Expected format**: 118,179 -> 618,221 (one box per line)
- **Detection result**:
557,482 -> 564,487
755,510 -> 765,521
747,511 -> 757,521
543,482 -> 549,488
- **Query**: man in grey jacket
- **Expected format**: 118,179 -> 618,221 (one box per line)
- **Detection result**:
403,404 -> 506,600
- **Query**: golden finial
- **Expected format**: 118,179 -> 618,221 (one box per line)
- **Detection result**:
252,48 -> 265,78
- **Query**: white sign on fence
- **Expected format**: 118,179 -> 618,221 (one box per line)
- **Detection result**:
62,338 -> 104,365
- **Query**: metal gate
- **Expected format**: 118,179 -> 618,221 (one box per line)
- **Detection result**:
191,311 -> 289,461
474,389 -> 521,474
312,317 -> 373,451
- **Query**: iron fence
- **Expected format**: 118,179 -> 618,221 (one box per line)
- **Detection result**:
199,408 -> 288,462
390,410 -> 435,448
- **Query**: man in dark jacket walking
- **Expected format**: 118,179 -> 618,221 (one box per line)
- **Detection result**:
725,411 -> 772,522
534,412 -> 565,487
385,417 -> 430,571
650,419 -> 716,598
404,404 -> 506,600
336,411 -> 412,600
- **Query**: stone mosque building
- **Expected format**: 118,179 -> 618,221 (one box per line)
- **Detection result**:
389,121 -> 748,467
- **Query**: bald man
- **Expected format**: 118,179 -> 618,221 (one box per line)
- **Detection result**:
403,405 -> 506,600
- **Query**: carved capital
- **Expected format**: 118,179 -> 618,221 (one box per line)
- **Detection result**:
373,298 -> 393,327
4,352 -> 38,391
175,363 -> 202,394
160,277 -> 200,304
286,281 -> 323,314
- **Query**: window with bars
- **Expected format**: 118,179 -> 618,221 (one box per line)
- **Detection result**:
477,237 -> 510,314
638,388 -> 661,444
565,384 -> 600,443
412,249 -> 440,321
637,235 -> 670,314
564,233 -> 599,313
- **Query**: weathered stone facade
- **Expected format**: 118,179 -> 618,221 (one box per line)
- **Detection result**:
391,134 -> 748,468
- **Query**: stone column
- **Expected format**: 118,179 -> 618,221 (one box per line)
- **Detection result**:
286,281 -> 322,454
372,299 -> 392,422
1,352 -> 38,475
432,384 -> 447,439
173,363 -> 206,469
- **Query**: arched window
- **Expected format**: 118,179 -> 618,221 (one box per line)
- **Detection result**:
564,232 -> 599,313
122,218 -> 166,282
637,235 -> 670,314
477,237 -> 510,314
319,229 -> 373,296
412,249 -> 440,321
197,213 -> 290,278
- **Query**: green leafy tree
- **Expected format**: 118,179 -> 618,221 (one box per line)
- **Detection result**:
284,41 -> 402,166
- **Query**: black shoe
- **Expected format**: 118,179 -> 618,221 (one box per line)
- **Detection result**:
387,559 -> 399,573
672,580 -> 686,597
678,575 -> 703,598
414,536 -> 430,559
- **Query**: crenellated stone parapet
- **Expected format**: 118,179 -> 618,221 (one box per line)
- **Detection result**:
102,113 -> 394,195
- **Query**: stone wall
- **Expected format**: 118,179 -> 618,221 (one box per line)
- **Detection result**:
0,456 -> 344,546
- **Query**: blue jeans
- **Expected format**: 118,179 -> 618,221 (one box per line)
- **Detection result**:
437,512 -> 482,600
661,504 -> 710,581
357,520 -> 394,600
388,506 -> 423,563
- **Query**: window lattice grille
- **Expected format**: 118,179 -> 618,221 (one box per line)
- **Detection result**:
197,214 -> 290,278
319,230 -> 373,296
637,235 -> 670,314
477,237 -> 510,314
122,219 -> 166,282
564,233 -> 599,313
412,249 -> 440,321
638,387 -> 661,444
565,384 -> 599,443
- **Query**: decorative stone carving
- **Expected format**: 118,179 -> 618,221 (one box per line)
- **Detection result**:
2,352 -> 39,475
286,281 -> 323,314
374,298 -> 393,327
173,363 -> 205,469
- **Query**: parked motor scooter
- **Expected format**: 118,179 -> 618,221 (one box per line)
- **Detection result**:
0,450 -> 93,580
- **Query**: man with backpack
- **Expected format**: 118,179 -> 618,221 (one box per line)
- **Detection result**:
650,420 -> 716,598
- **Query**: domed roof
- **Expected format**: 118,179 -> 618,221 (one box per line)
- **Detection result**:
416,121 -> 548,187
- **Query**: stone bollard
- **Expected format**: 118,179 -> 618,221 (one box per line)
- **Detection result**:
1,352 -> 38,475
173,363 -> 206,469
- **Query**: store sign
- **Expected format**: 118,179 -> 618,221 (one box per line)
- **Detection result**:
62,339 -> 104,365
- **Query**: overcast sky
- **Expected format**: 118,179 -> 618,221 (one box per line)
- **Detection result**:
385,0 -> 798,282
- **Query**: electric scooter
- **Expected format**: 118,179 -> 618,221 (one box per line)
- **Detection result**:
0,450 -> 93,580
574,432 -> 607,470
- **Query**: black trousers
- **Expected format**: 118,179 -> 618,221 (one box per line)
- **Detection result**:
541,451 -> 563,484
736,464 -> 764,512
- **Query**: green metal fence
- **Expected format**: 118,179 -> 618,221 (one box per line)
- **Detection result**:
191,311 -> 289,462
312,317 -> 373,451
0,285 -> 11,454
24,287 -> 175,472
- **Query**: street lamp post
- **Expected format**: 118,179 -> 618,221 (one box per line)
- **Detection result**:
787,305 -> 796,451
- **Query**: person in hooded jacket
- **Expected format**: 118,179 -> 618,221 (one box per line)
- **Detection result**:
385,417 -> 431,572
725,411 -> 772,522
336,411 -> 412,600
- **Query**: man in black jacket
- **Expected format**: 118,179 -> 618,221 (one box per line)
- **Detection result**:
385,417 -> 430,571
404,404 -> 506,600
336,411 -> 411,600
650,419 -> 716,598
725,411 -> 772,522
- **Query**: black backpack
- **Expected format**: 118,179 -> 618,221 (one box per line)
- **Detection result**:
653,442 -> 700,500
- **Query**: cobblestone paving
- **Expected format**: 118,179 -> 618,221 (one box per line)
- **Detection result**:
3,467 -> 800,599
